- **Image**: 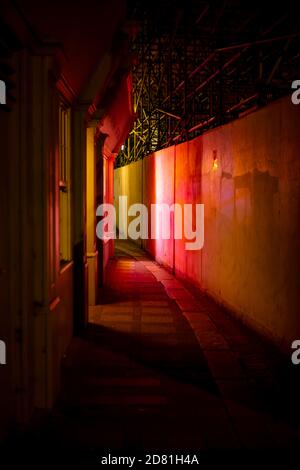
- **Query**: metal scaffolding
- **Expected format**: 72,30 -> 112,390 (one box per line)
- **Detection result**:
116,0 -> 300,167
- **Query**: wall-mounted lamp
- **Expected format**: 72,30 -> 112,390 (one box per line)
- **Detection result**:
212,149 -> 218,170
121,144 -> 125,151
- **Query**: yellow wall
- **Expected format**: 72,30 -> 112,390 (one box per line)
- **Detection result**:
86,126 -> 98,305
114,160 -> 143,244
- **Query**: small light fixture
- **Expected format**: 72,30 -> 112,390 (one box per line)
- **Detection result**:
212,150 -> 218,170
121,144 -> 125,151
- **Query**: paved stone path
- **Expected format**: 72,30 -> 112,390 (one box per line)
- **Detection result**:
7,241 -> 300,462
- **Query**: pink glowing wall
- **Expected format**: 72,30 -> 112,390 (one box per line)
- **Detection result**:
142,146 -> 175,267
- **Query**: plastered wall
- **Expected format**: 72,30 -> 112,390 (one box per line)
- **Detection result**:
114,96 -> 300,346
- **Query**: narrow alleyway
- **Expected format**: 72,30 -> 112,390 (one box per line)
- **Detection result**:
2,1 -> 300,463
7,241 -> 300,463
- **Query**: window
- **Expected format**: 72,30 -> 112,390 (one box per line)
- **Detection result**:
59,104 -> 71,264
